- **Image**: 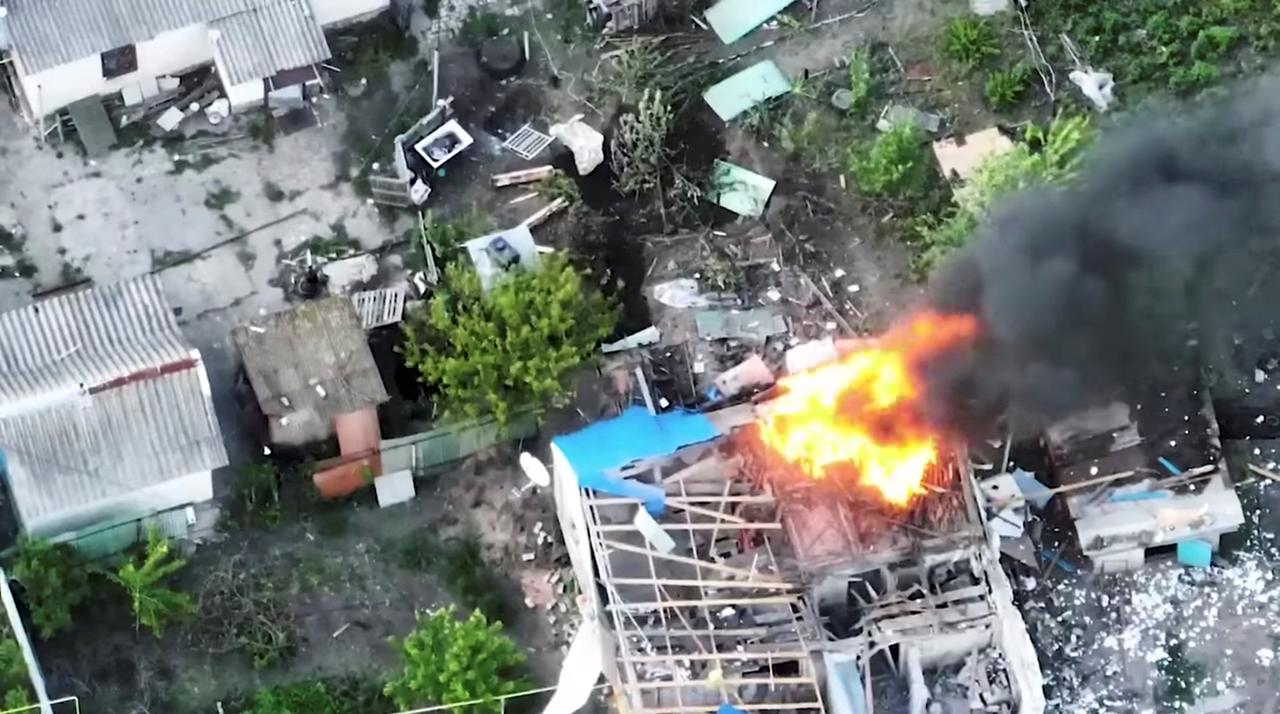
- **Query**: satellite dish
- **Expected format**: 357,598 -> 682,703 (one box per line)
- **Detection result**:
519,452 -> 551,488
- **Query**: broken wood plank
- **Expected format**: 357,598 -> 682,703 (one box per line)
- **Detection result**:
491,165 -> 555,187
521,197 -> 570,228
597,539 -> 783,581
608,577 -> 797,589
1248,463 -> 1280,483
608,595 -> 798,611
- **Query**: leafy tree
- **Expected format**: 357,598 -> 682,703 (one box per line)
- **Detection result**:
399,255 -> 615,425
849,121 -> 931,198
110,527 -> 195,637
383,608 -> 528,712
9,538 -> 91,638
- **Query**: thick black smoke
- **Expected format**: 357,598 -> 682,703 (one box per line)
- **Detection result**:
925,81 -> 1280,435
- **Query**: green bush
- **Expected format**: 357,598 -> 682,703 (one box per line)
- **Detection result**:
246,681 -> 341,714
384,608 -> 528,713
397,529 -> 509,621
110,527 -> 195,637
984,64 -> 1029,110
943,17 -> 1001,70
10,538 -> 92,639
399,255 -> 616,425
849,121 -> 931,198
0,625 -> 31,709
847,48 -> 873,116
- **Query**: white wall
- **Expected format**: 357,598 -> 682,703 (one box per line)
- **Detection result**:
25,470 -> 214,540
224,75 -> 265,110
17,23 -> 214,117
309,0 -> 392,27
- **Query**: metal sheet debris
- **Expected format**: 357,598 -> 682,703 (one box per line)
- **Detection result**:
1069,69 -> 1116,111
651,278 -> 711,308
712,354 -> 775,398
67,97 -> 116,158
373,469 -> 415,508
933,127 -> 1016,182
602,326 -> 661,353
785,337 -> 839,373
695,307 -> 786,342
703,60 -> 792,121
708,160 -> 777,217
876,104 -> 942,134
503,123 -> 554,160
632,507 -> 677,553
703,0 -> 796,44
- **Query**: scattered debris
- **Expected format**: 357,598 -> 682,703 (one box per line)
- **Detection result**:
550,116 -> 605,175
875,103 -> 942,134
492,165 -> 556,187
502,123 -> 555,160
704,0 -> 796,44
412,118 -> 474,169
695,307 -> 787,342
464,225 -> 540,290
602,326 -> 662,353
1069,68 -> 1116,111
708,160 -> 777,218
932,127 -> 1016,182
703,60 -> 791,122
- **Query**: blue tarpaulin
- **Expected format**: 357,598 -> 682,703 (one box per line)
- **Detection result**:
717,705 -> 748,714
552,407 -> 721,514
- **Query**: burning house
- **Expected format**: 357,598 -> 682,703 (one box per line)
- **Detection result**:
550,314 -> 1045,714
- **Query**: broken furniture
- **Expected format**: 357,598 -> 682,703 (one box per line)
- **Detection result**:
412,118 -> 474,169
369,96 -> 457,209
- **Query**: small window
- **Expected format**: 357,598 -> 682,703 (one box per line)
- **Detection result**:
101,45 -> 138,79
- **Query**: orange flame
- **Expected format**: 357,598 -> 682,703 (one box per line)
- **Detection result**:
756,311 -> 978,506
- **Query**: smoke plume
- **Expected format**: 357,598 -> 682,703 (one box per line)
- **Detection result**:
925,79 -> 1280,434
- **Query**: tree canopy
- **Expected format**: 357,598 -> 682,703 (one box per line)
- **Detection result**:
383,608 -> 528,712
400,255 -> 615,424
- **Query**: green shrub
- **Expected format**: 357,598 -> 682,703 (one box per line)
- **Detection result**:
10,538 -> 92,639
984,64 -> 1029,110
384,608 -> 528,713
110,527 -> 194,637
0,625 -> 31,709
778,110 -> 842,173
849,121 -> 931,198
245,681 -> 341,714
912,115 -> 1094,274
397,529 -> 508,621
943,17 -> 1001,70
847,48 -> 873,116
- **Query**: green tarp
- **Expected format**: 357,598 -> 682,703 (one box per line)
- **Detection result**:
708,160 -> 777,218
704,0 -> 795,44
702,60 -> 791,122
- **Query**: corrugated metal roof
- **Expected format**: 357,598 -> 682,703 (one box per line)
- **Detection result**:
0,274 -> 190,409
0,276 -> 228,530
6,0 -> 252,73
211,0 -> 331,86
6,0 -> 328,78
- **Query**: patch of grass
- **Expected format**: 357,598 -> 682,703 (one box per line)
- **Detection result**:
168,154 -> 221,174
536,171 -> 580,204
304,221 -> 362,259
335,18 -> 420,86
248,114 -> 277,150
457,7 -> 511,46
1031,0 -> 1273,95
0,228 -> 37,280
396,528 -> 510,621
203,185 -> 241,211
414,207 -> 493,268
150,248 -> 196,271
546,0 -> 590,43
849,121 -> 931,198
262,180 -> 287,202
985,64 -> 1030,110
942,17 -> 1001,70
59,261 -> 86,285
